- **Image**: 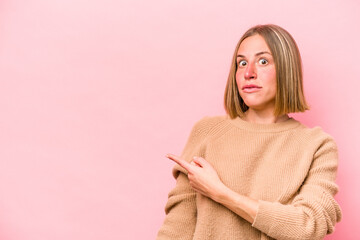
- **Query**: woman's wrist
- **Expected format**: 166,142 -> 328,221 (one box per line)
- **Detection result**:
209,182 -> 230,203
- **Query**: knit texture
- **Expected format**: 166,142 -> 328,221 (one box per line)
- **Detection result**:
157,115 -> 342,240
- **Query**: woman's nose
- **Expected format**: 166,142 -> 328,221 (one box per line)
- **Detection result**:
244,63 -> 257,80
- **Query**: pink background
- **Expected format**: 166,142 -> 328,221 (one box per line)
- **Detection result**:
0,0 -> 359,239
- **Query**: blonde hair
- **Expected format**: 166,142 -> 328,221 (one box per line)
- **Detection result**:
224,24 -> 309,118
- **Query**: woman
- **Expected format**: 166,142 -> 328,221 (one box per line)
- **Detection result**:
157,24 -> 342,240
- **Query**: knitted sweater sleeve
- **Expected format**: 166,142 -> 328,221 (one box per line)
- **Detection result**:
252,134 -> 342,240
156,117 -> 216,240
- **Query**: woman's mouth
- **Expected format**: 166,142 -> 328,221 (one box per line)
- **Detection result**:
242,84 -> 262,93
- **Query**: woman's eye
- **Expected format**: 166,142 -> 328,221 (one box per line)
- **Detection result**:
259,58 -> 268,65
238,60 -> 247,67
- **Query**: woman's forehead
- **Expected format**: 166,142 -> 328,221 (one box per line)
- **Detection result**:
237,34 -> 271,56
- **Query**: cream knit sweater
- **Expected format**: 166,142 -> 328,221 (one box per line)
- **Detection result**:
157,115 -> 342,240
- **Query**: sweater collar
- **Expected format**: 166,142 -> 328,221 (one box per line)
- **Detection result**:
229,115 -> 301,133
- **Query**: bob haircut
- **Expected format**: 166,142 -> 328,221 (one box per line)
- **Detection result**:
224,24 -> 309,118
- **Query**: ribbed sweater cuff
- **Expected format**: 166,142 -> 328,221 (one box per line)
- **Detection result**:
252,200 -> 306,237
252,200 -> 273,234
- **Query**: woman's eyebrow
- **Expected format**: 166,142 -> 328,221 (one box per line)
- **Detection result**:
236,51 -> 272,58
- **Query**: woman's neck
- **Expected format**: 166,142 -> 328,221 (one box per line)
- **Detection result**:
242,109 -> 289,124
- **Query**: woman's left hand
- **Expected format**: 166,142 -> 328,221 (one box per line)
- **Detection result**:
166,153 -> 226,201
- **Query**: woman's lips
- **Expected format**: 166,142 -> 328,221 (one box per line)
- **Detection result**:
242,84 -> 262,93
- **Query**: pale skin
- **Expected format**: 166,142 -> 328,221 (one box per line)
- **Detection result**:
166,34 -> 291,224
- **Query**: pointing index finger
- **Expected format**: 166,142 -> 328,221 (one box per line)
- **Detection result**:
166,154 -> 192,172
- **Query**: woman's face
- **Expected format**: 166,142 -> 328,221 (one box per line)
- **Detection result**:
236,34 -> 277,112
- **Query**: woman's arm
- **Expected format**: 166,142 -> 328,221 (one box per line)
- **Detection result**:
156,171 -> 197,240
167,136 -> 342,240
250,137 -> 342,240
213,184 -> 259,224
167,154 -> 259,224
157,116 -> 223,240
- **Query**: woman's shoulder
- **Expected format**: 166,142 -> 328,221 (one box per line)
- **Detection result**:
294,120 -> 337,146
194,115 -> 228,126
190,115 -> 229,135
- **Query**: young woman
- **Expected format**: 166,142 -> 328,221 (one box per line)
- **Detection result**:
157,24 -> 342,240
